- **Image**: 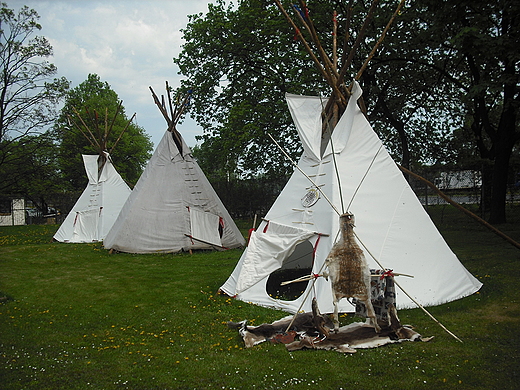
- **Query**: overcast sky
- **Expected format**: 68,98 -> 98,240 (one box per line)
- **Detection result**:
9,0 -> 216,148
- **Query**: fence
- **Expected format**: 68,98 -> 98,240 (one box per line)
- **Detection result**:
408,169 -> 520,208
5,169 -> 520,226
0,199 -> 26,226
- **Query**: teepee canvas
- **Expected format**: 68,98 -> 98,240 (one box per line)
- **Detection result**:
54,153 -> 131,243
220,82 -> 482,314
54,104 -> 134,243
103,86 -> 245,254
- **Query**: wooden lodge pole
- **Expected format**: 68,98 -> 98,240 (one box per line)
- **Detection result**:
399,165 -> 520,250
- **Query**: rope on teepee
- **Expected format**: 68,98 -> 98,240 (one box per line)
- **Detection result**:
267,132 -> 341,216
353,230 -> 463,342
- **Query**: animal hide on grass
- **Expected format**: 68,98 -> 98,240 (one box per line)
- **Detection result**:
227,308 -> 333,348
229,300 -> 432,353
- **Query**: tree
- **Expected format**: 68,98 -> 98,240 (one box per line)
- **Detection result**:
0,3 -> 69,194
177,0 -> 519,222
176,0 -> 332,180
319,0 -> 520,222
0,132 -> 63,212
403,0 -> 520,223
53,74 -> 153,190
176,0 -> 454,175
359,3 -> 469,170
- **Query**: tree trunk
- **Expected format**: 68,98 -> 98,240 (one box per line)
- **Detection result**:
395,120 -> 410,170
376,94 -> 410,169
488,144 -> 510,223
480,161 -> 493,215
488,112 -> 517,223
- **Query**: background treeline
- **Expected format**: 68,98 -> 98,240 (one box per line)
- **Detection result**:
1,1 -> 519,224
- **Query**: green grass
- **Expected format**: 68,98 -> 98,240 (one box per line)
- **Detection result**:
1,206 -> 519,389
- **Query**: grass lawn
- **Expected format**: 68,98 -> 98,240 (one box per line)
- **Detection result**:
1,206 -> 519,389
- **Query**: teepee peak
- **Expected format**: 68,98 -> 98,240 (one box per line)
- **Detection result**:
274,0 -> 406,132
68,102 -> 136,178
149,82 -> 192,158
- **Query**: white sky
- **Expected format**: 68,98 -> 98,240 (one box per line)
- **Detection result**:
9,0 -> 216,148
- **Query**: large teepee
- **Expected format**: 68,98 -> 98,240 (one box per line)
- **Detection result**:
54,106 -> 133,243
103,84 -> 245,254
220,82 -> 482,313
220,1 -> 482,315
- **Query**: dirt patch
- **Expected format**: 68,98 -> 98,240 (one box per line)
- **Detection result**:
473,302 -> 520,323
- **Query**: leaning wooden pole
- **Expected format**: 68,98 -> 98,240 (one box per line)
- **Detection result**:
72,107 -> 101,150
399,165 -> 520,250
353,231 -> 463,343
109,113 -> 136,155
105,100 -> 124,142
354,0 -> 406,81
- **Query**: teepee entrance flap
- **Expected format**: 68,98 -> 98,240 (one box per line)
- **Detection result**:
189,208 -> 222,247
72,208 -> 101,242
235,221 -> 315,294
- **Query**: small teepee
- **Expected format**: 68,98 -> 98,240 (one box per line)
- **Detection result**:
103,84 -> 245,254
54,105 -> 133,243
220,1 -> 482,316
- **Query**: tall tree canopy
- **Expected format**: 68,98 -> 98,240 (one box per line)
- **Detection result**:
366,0 -> 519,222
176,0 -> 519,223
0,2 -> 69,195
175,0 -> 457,176
53,74 -> 153,190
417,0 -> 520,223
176,0 -> 330,180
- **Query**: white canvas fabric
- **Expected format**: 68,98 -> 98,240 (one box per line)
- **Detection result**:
220,81 -> 482,314
234,221 -> 316,294
189,208 -> 222,247
54,153 -> 131,243
286,94 -> 324,160
71,208 -> 101,242
103,130 -> 245,254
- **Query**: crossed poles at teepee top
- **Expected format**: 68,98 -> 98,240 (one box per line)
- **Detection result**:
68,102 -> 136,179
273,0 -> 406,131
149,81 -> 192,157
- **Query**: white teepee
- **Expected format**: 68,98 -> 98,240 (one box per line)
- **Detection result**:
103,87 -> 245,254
54,103 -> 134,244
54,152 -> 131,243
220,81 -> 482,314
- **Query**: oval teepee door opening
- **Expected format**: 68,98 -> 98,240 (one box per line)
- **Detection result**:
266,240 -> 314,301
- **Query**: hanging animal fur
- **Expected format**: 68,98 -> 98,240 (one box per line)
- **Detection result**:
324,212 -> 380,333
